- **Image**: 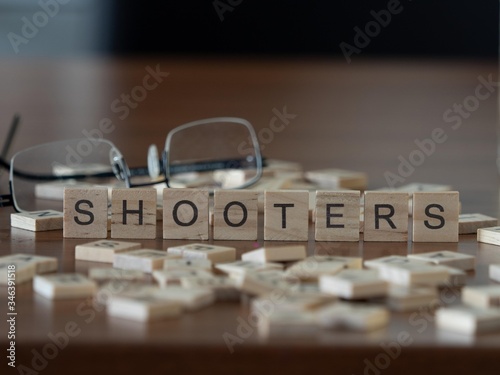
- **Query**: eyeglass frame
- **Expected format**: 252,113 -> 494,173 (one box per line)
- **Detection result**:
0,116 -> 263,213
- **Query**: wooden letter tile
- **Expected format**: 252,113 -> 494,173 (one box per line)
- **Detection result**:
490,264 -> 500,282
64,187 -> 108,238
2,254 -> 58,274
111,188 -> 156,239
113,249 -> 181,273
315,191 -> 360,242
319,269 -> 388,299
459,213 -> 498,234
462,285 -> 500,309
408,250 -> 475,271
241,245 -> 306,263
214,190 -> 259,240
363,191 -> 408,242
163,188 -> 209,240
168,243 -> 236,263
0,258 -> 36,285
264,190 -> 309,241
435,306 -> 500,335
33,273 -> 97,299
412,192 -> 459,242
75,240 -> 141,263
11,210 -> 63,232
477,226 -> 500,246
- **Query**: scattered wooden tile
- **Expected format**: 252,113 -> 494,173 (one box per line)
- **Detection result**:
107,291 -> 183,322
435,305 -> 500,335
305,169 -> 367,190
63,187 -> 108,238
477,226 -> 500,246
153,286 -> 216,311
386,285 -> 438,312
215,260 -> 283,276
162,188 -> 209,240
213,190 -> 259,240
163,258 -> 212,271
111,188 -> 157,239
11,210 -> 63,232
462,285 -> 500,309
459,213 -> 498,234
252,294 -> 333,315
180,276 -> 240,301
234,270 -> 295,296
75,240 -> 141,263
408,250 -> 475,271
257,310 -> 318,338
317,302 -> 390,331
241,245 -> 306,264
113,249 -> 180,273
315,191 -> 360,242
285,257 -> 346,280
364,255 -> 424,269
2,253 -> 57,274
490,264 -> 500,282
88,268 -> 146,281
412,192 -> 459,242
168,243 -> 236,263
376,262 -> 450,286
363,191 -> 408,242
152,268 -> 214,287
438,265 -> 467,288
319,269 -> 388,299
33,273 -> 97,299
264,190 -> 309,241
35,181 -> 94,200
0,259 -> 36,285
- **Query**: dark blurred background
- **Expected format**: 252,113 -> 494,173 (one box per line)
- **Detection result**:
0,0 -> 498,59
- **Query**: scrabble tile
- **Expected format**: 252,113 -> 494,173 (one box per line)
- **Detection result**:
477,226 -> 500,246
285,257 -> 346,280
312,255 -> 363,269
113,249 -> 181,273
213,190 -> 259,240
317,302 -> 390,331
33,273 -> 97,299
462,285 -> 500,309
88,268 -> 146,281
386,285 -> 438,312
2,254 -> 58,274
11,210 -> 63,232
75,240 -> 141,263
98,280 -> 156,299
241,245 -> 306,263
315,191 -> 360,242
438,265 -> 467,287
153,286 -> 215,311
287,282 -> 335,299
381,183 -> 452,194
180,276 -> 240,301
459,213 -> 498,234
234,270 -> 295,296
363,191 -> 408,242
167,243 -> 236,263
490,264 -> 500,282
63,187 -> 108,238
215,260 -> 283,276
0,259 -> 36,285
111,188 -> 157,239
364,255 -> 423,269
305,169 -> 368,190
435,305 -> 500,335
163,258 -> 212,271
377,262 -> 450,286
252,294 -> 333,315
162,188 -> 209,240
264,190 -> 309,241
152,268 -> 214,287
107,291 -> 183,322
35,181 -> 94,200
412,192 -> 459,242
319,269 -> 388,299
408,250 -> 475,271
258,310 -> 319,338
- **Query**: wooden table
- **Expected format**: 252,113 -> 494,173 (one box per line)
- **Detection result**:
1,58 -> 499,374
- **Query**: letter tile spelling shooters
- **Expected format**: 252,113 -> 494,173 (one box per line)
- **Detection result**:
213,190 -> 259,240
111,188 -> 156,239
163,188 -> 209,240
315,191 -> 360,242
264,190 -> 309,241
64,187 -> 108,238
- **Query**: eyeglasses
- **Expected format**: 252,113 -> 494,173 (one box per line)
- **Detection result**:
0,116 -> 263,213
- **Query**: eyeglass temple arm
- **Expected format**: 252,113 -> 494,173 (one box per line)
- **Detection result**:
1,114 -> 20,161
165,157 -> 267,175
